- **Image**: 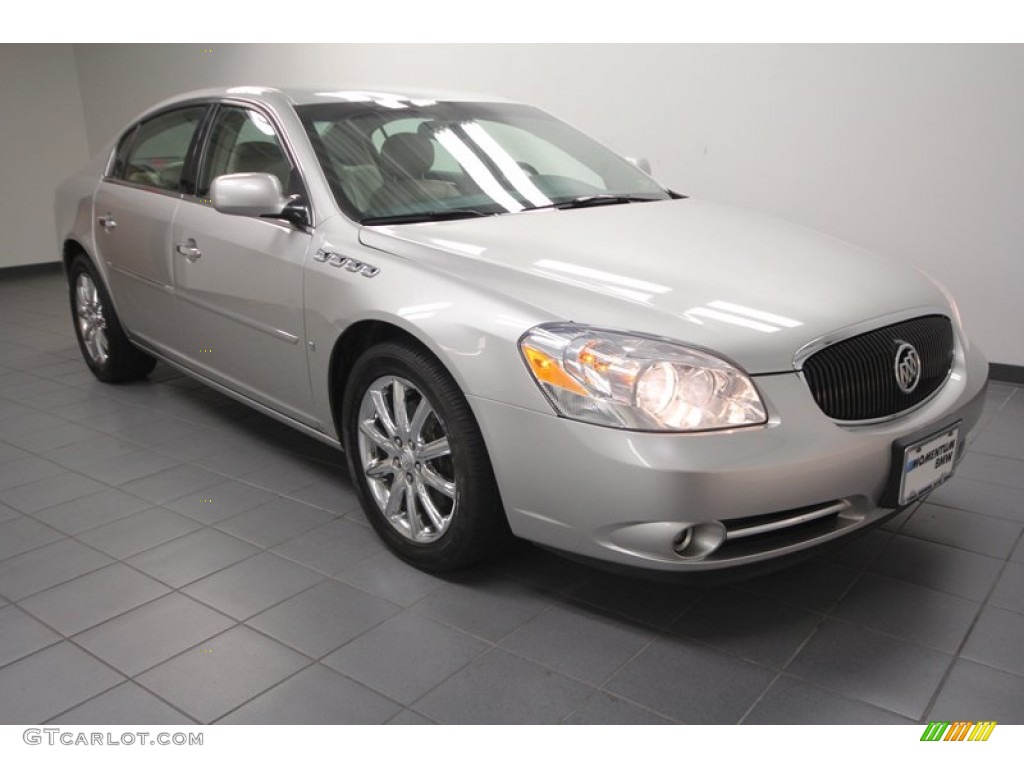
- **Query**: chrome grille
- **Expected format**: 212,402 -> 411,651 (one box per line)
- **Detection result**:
802,315 -> 955,421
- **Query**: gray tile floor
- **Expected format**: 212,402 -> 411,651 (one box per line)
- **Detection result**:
1,266 -> 1023,725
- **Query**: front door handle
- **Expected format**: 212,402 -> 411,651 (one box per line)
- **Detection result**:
175,239 -> 202,262
97,214 -> 117,233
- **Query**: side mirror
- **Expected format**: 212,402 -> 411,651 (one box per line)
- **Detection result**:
626,157 -> 653,175
211,173 -> 287,217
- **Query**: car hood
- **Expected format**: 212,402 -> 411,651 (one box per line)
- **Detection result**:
358,198 -> 949,374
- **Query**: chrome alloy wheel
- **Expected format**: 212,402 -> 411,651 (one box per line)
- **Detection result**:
356,375 -> 458,543
75,273 -> 109,366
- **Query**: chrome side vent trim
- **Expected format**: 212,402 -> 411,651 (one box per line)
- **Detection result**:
723,500 -> 850,541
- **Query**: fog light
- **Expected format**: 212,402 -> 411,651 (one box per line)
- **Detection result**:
672,521 -> 727,559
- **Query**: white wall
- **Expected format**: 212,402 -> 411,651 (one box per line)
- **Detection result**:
70,44 -> 1024,366
0,44 -> 91,268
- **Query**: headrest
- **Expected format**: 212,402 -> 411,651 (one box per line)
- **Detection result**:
379,133 -> 434,179
321,125 -> 376,166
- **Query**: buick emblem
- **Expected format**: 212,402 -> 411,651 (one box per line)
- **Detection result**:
894,342 -> 921,394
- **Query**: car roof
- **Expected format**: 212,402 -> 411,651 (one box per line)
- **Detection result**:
281,86 -> 519,106
138,85 -> 518,118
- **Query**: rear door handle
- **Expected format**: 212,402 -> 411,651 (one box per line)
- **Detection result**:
175,239 -> 202,262
97,214 -> 117,232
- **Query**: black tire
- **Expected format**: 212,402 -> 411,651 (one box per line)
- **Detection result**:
68,254 -> 156,383
341,341 -> 511,572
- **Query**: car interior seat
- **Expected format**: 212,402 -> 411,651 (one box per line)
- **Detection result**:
367,133 -> 458,212
318,124 -> 384,212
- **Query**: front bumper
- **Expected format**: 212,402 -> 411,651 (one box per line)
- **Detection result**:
470,343 -> 988,572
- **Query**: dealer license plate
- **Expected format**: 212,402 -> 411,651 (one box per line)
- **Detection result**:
898,424 -> 961,505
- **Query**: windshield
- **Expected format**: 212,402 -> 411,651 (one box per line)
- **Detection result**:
296,97 -> 671,224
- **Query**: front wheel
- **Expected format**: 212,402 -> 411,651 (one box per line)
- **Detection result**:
341,341 -> 511,572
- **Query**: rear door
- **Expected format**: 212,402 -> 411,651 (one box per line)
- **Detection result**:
93,104 -> 207,353
170,103 -> 317,425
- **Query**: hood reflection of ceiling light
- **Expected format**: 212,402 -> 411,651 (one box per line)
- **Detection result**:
429,239 -> 487,256
533,260 -> 670,295
686,307 -> 780,333
707,300 -> 802,328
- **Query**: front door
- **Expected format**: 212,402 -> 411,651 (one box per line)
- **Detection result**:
171,104 -> 316,426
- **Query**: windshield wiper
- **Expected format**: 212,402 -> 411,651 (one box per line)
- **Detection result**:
360,209 -> 495,226
525,194 -> 664,212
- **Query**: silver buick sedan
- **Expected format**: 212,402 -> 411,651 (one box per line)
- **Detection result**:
55,86 -> 987,574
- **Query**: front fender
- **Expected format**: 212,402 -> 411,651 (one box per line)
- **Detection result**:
303,225 -> 560,438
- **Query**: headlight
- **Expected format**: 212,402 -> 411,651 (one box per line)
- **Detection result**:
519,324 -> 767,432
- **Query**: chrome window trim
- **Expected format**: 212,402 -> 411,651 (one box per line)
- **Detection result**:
101,99 -> 211,185
100,177 -> 187,201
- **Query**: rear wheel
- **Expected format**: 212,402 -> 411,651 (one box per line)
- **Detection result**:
68,255 -> 156,383
342,341 -> 511,571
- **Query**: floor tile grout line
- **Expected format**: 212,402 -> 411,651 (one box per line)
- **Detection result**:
4,427 -> 358,543
2,468 -> 348,547
0,613 -> 66,675
2,358 -> 357,486
3,577 -> 243,679
399,645 -> 510,725
933,655 -> 1024,684
3,532 -> 1019,691
6,503 -> 998,723
203,659 -> 320,725
792,609 -> 973,658
488,598 -> 656,691
735,559 -> 872,724
920,496 -> 1024,527
882,524 -> 1020,562
553,585 -> 698,636
40,639 -> 203,726
2,508 -> 245,602
0,507 -> 127,586
919,524 -> 1024,721
0,601 -> 203,727
7,522 -> 289,625
861,532 -> 1009,604
334,642 -> 497,724
558,624 -> 669,723
736,530 -> 975,725
6,518 -> 457,685
3,572 -> 380,725
400,593 -> 551,649
200,616 -> 425,725
558,686 -> 683,725
553,590 -> 718,724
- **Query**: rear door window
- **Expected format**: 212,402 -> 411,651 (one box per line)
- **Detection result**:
118,106 -> 206,191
